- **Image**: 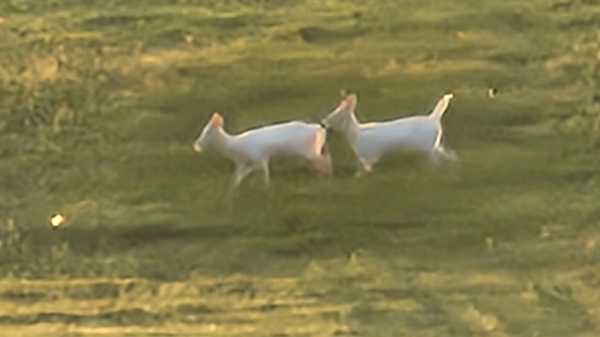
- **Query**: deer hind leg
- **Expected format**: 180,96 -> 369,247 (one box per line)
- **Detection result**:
428,150 -> 442,166
428,145 -> 457,166
431,128 -> 457,162
437,145 -> 458,161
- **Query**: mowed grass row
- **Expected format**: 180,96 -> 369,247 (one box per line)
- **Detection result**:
1,255 -> 600,336
1,0 -> 600,335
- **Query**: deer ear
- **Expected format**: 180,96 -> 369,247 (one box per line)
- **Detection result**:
345,94 -> 357,111
210,112 -> 224,128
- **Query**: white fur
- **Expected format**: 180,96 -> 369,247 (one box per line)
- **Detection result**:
193,113 -> 331,190
322,94 -> 456,174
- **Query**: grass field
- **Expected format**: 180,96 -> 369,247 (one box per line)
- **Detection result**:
2,0 -> 600,336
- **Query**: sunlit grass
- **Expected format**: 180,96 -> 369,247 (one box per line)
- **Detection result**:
1,0 -> 600,336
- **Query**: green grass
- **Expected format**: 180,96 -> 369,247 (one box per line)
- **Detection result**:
2,0 -> 600,336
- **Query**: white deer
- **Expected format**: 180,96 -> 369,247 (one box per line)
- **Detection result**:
321,93 -> 456,175
193,113 -> 332,190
